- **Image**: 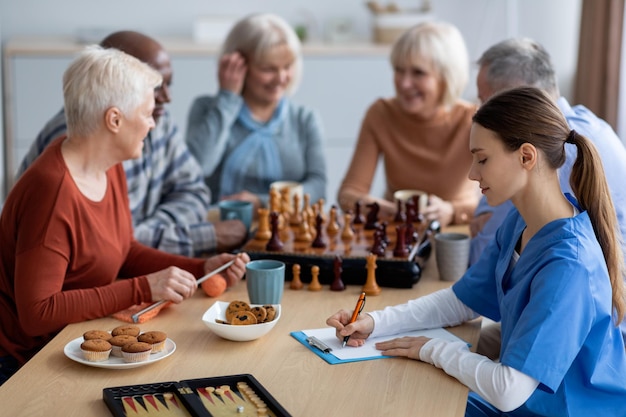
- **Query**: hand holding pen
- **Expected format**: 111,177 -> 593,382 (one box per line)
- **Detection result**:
326,292 -> 374,348
343,292 -> 367,347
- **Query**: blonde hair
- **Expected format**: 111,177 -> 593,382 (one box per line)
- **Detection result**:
63,45 -> 162,138
220,13 -> 302,95
390,21 -> 469,107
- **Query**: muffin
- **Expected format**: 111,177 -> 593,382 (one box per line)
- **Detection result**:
108,335 -> 138,357
111,325 -> 141,337
80,339 -> 112,362
83,330 -> 112,342
121,342 -> 153,363
138,331 -> 167,353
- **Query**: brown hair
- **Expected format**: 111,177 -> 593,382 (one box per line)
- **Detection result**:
473,86 -> 625,324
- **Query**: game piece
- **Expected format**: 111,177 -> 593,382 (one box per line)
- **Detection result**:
405,216 -> 416,247
362,253 -> 381,296
326,205 -> 340,236
353,201 -> 365,225
411,194 -> 425,222
279,187 -> 291,224
290,193 -> 303,226
254,207 -> 271,240
303,193 -> 314,222
405,199 -> 417,223
341,213 -> 355,241
379,221 -> 390,245
317,198 -> 327,222
311,213 -> 327,248
290,264 -> 303,290
295,210 -> 313,242
330,255 -> 345,291
394,199 -> 406,223
370,229 -> 386,257
364,202 -> 380,230
393,224 -> 409,257
308,265 -> 322,291
265,212 -> 284,251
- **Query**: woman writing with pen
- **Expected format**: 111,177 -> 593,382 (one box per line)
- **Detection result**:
326,87 -> 626,416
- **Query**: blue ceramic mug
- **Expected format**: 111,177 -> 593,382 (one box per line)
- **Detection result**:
218,200 -> 253,231
246,260 -> 285,305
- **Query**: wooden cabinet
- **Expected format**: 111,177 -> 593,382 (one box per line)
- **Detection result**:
3,37 -> 393,202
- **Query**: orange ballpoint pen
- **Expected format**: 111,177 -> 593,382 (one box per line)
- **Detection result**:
342,291 -> 366,348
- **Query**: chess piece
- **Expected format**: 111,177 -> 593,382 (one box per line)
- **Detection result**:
411,194 -> 425,223
279,187 -> 291,225
394,199 -> 406,223
311,213 -> 327,248
290,193 -> 303,226
269,187 -> 285,231
353,201 -> 365,225
295,210 -> 313,242
379,221 -> 389,245
303,193 -> 314,222
370,229 -> 386,257
393,224 -> 409,258
326,205 -> 340,236
362,253 -> 381,296
254,207 -> 272,240
290,264 -> 303,290
405,199 -> 417,223
341,213 -> 355,241
330,255 -> 345,291
265,211 -> 284,251
364,202 -> 380,230
308,265 -> 322,291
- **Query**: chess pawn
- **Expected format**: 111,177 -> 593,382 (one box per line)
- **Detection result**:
317,199 -> 327,223
308,265 -> 322,291
353,201 -> 365,225
362,253 -> 381,296
265,211 -> 284,251
393,224 -> 409,257
290,264 -> 303,290
311,213 -> 327,248
295,210 -> 313,242
303,193 -> 314,222
394,199 -> 406,223
326,205 -> 340,236
254,207 -> 272,240
341,213 -> 355,241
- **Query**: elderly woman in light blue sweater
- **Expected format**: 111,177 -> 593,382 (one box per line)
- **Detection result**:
186,13 -> 327,212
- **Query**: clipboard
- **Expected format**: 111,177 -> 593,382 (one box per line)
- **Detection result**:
291,327 -> 468,365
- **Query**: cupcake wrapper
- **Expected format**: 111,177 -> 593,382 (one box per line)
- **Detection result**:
122,350 -> 151,363
81,348 -> 111,362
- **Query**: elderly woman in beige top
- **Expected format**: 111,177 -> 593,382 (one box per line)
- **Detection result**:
338,21 -> 479,226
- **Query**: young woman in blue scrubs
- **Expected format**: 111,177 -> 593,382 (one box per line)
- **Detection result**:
326,87 -> 626,416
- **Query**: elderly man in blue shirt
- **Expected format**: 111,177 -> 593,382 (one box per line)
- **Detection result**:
16,31 -> 248,257
469,38 -> 626,357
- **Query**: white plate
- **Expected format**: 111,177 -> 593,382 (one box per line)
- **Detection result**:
63,337 -> 176,369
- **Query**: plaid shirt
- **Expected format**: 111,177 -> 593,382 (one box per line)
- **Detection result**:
17,109 -> 217,256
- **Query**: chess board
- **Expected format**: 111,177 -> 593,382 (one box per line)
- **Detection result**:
103,374 -> 291,417
243,216 -> 438,289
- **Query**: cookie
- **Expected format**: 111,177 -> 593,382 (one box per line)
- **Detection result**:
231,312 -> 257,325
226,300 -> 250,322
263,305 -> 276,322
250,306 -> 267,323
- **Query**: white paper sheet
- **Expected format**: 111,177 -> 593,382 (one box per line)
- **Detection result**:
302,327 -> 467,361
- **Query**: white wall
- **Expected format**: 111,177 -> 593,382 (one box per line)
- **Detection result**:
0,0 -> 583,203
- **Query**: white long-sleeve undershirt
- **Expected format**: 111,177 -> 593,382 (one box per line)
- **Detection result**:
368,288 -> 539,412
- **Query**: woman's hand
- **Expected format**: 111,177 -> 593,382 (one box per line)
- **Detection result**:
421,195 -> 454,226
146,266 -> 198,303
204,252 -> 250,287
326,310 -> 375,347
218,52 -> 247,94
375,336 -> 431,360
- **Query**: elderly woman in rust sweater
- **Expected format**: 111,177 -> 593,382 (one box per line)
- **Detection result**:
338,21 -> 479,226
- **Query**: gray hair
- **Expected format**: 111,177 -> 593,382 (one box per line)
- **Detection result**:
63,45 -> 162,138
220,13 -> 302,95
477,38 -> 559,98
390,21 -> 469,107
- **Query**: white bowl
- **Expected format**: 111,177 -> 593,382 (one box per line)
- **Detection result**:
201,301 -> 281,342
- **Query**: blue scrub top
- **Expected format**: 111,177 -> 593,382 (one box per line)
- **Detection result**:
454,206 -> 626,416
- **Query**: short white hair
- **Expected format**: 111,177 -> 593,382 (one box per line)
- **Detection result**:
63,45 -> 162,137
390,21 -> 469,107
220,13 -> 303,94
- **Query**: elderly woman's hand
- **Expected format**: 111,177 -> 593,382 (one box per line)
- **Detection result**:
218,52 -> 247,95
421,195 -> 454,227
204,252 -> 250,287
145,266 -> 198,304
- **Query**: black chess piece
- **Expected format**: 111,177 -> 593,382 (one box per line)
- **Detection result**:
370,229 -> 386,256
364,202 -> 380,230
311,213 -> 327,248
405,199 -> 417,223
330,255 -> 345,291
393,224 -> 409,258
353,201 -> 365,225
265,211 -> 284,251
394,199 -> 406,223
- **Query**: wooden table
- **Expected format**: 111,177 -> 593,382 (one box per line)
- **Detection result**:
0,234 -> 479,417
